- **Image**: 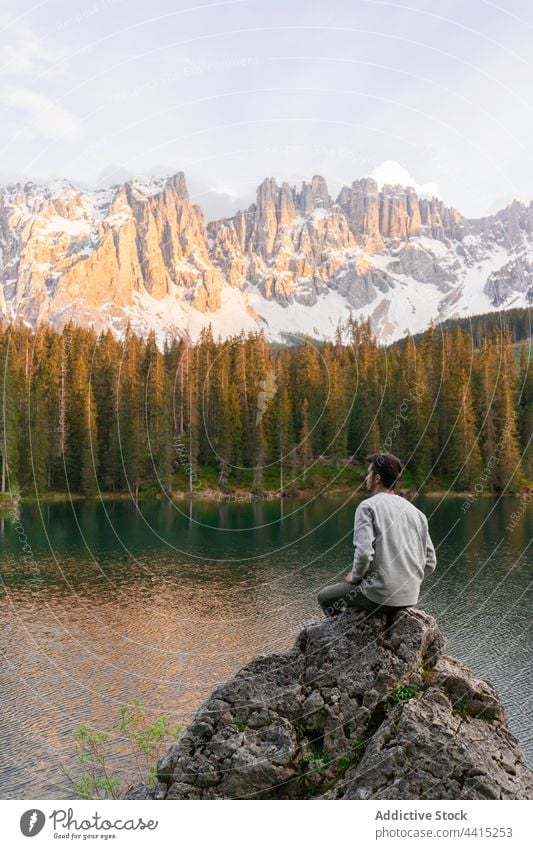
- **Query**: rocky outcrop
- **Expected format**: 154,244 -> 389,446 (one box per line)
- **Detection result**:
0,173 -> 226,328
125,608 -> 532,800
484,257 -> 533,305
385,243 -> 456,292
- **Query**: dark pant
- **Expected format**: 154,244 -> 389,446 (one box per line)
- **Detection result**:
317,580 -> 411,618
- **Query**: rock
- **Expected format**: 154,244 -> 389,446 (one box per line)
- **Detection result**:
337,177 -> 382,245
386,243 -> 454,292
484,256 -> 533,306
124,608 -> 532,800
1,172 -> 532,344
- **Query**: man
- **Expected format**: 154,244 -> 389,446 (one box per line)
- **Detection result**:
317,453 -> 437,617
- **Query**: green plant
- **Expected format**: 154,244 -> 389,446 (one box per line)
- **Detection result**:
293,719 -> 307,739
350,735 -> 369,760
59,699 -> 183,800
384,685 -> 417,711
118,699 -> 182,785
303,748 -> 330,774
231,720 -> 247,732
254,717 -> 273,728
336,756 -> 352,772
60,724 -> 121,800
421,668 -> 434,684
452,698 -> 470,720
334,736 -> 369,776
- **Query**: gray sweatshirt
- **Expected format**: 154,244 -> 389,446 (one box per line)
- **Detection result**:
350,492 -> 437,606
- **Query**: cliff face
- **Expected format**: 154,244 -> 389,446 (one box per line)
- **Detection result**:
1,172 -> 532,344
125,608 -> 532,801
207,175 -> 467,311
0,174 -> 226,325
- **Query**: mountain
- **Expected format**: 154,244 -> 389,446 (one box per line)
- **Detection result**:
1,172 -> 532,345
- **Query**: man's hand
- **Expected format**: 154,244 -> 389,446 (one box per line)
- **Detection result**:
344,572 -> 355,583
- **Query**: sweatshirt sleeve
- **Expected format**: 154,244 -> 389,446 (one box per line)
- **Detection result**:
423,521 -> 437,577
351,502 -> 376,581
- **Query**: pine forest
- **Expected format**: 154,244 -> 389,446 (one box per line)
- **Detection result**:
1,309 -> 531,500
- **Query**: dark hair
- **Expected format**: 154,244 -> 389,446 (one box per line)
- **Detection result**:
365,453 -> 403,489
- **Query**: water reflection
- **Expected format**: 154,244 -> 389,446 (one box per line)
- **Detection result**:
0,493 -> 531,798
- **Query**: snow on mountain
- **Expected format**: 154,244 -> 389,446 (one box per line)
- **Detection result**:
0,171 -> 531,347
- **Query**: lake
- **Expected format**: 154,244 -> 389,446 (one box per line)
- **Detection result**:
0,493 -> 531,798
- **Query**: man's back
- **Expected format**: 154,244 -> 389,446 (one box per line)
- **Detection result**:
352,492 -> 436,606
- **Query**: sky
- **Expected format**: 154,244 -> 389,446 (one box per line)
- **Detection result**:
0,0 -> 532,219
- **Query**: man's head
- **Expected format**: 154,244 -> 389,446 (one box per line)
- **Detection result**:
364,453 -> 403,494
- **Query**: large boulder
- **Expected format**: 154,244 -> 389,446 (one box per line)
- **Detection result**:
125,608 -> 532,800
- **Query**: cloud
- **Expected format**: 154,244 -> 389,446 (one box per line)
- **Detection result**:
186,174 -> 254,221
0,85 -> 82,141
0,18 -> 69,77
96,164 -> 134,187
487,192 -> 531,215
369,160 -> 438,198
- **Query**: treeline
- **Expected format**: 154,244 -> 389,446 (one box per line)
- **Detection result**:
0,313 -> 531,497
409,307 -> 532,349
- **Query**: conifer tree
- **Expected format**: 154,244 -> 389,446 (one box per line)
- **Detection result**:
117,327 -> 144,500
275,383 -> 294,493
0,310 -> 529,498
299,397 -> 312,482
477,329 -> 498,473
490,328 -> 521,491
322,349 -> 348,461
517,349 -> 532,479
0,328 -> 20,492
27,327 -> 52,493
292,338 -> 322,457
447,368 -> 483,489
142,331 -> 173,492
218,376 -> 242,486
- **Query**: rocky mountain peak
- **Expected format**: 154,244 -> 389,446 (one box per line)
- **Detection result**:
0,169 -> 531,345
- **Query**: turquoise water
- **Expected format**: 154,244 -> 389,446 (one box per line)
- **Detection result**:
0,493 -> 531,798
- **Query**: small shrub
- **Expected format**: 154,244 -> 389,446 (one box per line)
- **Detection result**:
254,717 -> 273,728
384,686 -> 417,711
59,699 -> 182,800
336,755 -> 351,772
452,698 -> 470,720
303,748 -> 330,774
421,666 -> 435,684
351,735 -> 369,761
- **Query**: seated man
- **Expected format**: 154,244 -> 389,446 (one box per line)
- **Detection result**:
317,452 -> 437,617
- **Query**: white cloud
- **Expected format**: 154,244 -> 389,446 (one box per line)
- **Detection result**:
369,160 -> 438,198
487,192 -> 531,215
186,174 -> 255,221
0,85 -> 82,141
0,18 -> 69,77
96,164 -> 133,187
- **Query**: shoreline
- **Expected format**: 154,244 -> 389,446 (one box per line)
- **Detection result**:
1,485 -> 529,508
